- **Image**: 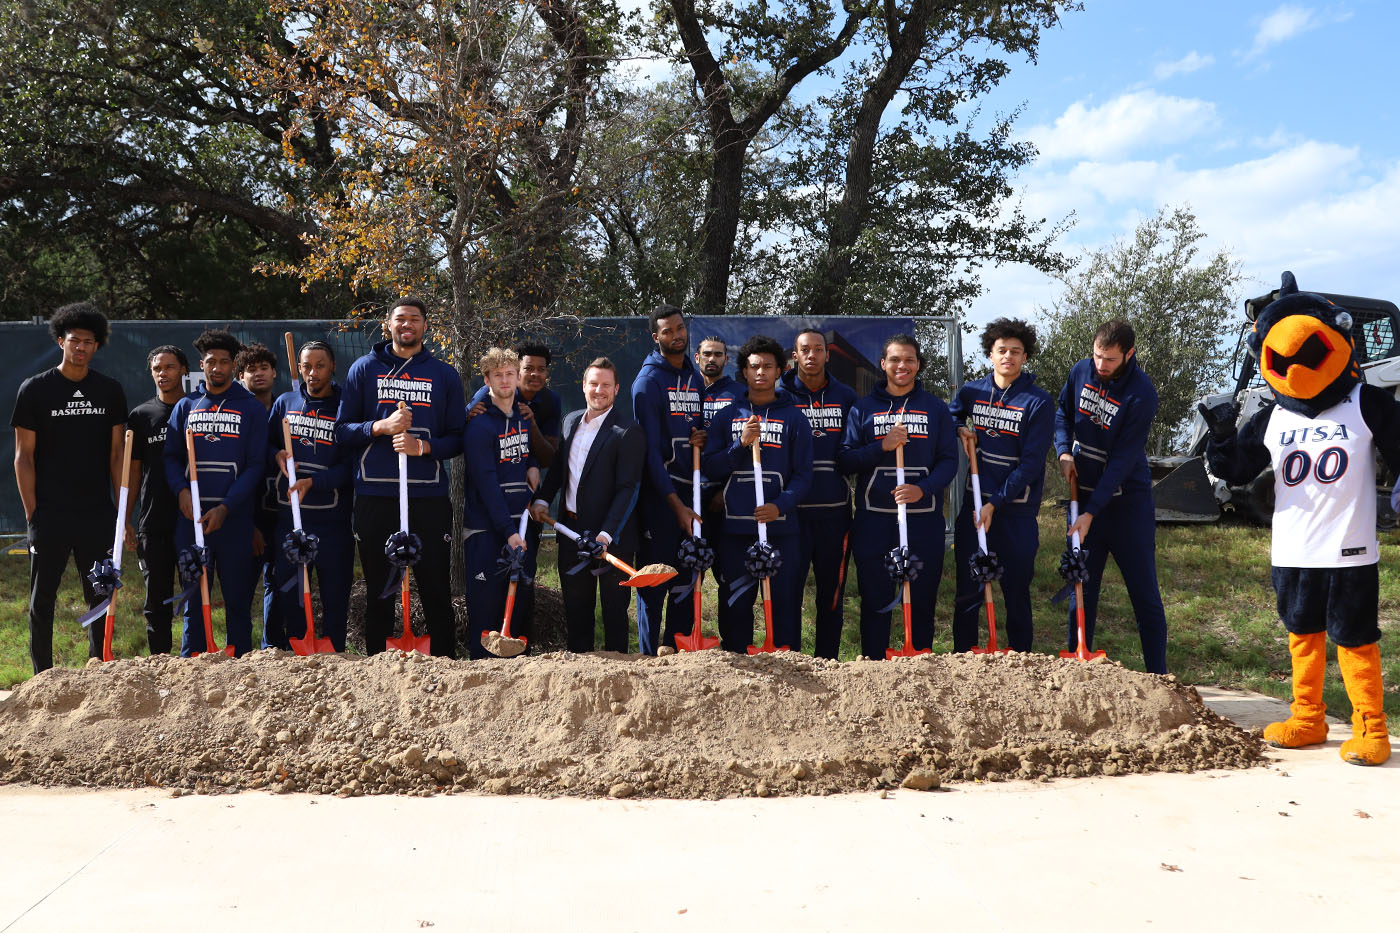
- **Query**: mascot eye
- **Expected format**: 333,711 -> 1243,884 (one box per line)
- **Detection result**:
1334,311 -> 1353,331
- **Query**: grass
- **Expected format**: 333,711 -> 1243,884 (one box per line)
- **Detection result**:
7,498 -> 1400,733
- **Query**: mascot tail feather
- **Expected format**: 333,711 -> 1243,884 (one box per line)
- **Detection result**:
1337,642 -> 1391,766
1263,631 -> 1330,748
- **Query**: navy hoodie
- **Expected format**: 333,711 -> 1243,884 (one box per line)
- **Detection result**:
701,388 -> 813,537
335,341 -> 466,499
463,396 -> 537,539
949,370 -> 1054,515
1054,356 -> 1157,515
781,368 -> 858,511
267,383 -> 352,522
631,348 -> 703,498
837,380 -> 958,520
701,374 -> 743,427
163,381 -> 268,515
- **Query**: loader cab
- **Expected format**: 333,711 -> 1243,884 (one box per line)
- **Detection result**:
1230,290 -> 1400,394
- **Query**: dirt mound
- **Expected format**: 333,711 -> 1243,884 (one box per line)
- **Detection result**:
0,650 -> 1262,799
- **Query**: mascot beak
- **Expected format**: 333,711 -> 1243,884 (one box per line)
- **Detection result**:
1259,315 -> 1354,401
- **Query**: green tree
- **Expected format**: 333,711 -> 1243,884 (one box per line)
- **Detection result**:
1036,206 -> 1243,455
654,0 -> 1078,315
0,0 -> 352,318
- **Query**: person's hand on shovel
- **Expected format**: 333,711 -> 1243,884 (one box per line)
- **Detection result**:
1068,509 -> 1093,541
754,503 -> 779,523
739,414 -> 761,447
375,403 -> 413,437
881,421 -> 909,451
529,502 -> 551,524
892,484 -> 923,505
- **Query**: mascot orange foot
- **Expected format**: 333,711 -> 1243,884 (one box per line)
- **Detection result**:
1337,642 -> 1391,766
1263,632 -> 1329,748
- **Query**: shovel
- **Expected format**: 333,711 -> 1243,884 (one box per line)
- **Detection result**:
185,428 -> 235,657
542,516 -> 677,587
962,433 -> 1007,655
282,418 -> 335,655
1060,475 -> 1106,662
675,445 -> 719,652
81,429 -> 134,660
481,509 -> 530,658
746,428 -> 787,655
886,424 -> 929,659
386,404 -> 430,654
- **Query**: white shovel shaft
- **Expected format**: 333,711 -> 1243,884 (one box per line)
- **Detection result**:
110,486 -> 129,572
751,432 -> 767,547
516,509 -> 530,540
397,452 -> 409,533
551,519 -> 581,543
691,466 -> 702,537
895,441 -> 908,551
286,450 -> 304,532
969,471 -> 989,554
189,476 -> 206,549
1069,500 -> 1082,550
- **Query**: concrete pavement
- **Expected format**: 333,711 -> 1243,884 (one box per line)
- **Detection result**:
0,687 -> 1396,932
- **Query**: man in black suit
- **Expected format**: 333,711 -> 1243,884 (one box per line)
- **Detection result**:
531,357 -> 645,652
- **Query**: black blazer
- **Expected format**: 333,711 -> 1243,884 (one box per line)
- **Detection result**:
536,406 -> 645,555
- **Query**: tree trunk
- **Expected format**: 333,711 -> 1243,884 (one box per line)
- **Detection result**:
804,0 -> 936,316
694,130 -> 749,315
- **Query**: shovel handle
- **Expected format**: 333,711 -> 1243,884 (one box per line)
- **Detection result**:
282,417 -> 305,531
691,445 -> 702,535
750,423 -> 768,547
284,331 -> 298,390
396,402 -> 410,533
184,429 -> 207,549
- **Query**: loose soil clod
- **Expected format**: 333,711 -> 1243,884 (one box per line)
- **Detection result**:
0,650 -> 1263,798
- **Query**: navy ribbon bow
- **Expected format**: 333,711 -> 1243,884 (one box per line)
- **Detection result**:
495,544 -> 533,584
672,535 -> 716,602
278,529 -> 321,594
566,532 -> 607,576
79,557 -> 123,628
379,530 -> 422,598
165,545 -> 209,613
968,550 -> 1004,585
1051,546 -> 1092,607
726,541 -> 782,606
878,546 -> 923,612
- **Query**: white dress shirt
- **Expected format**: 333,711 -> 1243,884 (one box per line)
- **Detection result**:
535,405 -> 613,543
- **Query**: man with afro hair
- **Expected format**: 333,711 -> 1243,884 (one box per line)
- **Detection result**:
162,328 -> 267,656
948,317 -> 1054,652
10,302 -> 128,672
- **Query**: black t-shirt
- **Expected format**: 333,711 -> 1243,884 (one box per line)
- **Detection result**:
128,395 -> 178,534
9,367 -> 128,517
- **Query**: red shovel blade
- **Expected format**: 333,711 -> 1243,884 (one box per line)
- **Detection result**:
1060,587 -> 1105,661
1059,647 -> 1107,661
675,632 -> 721,651
745,591 -> 788,653
675,584 -> 719,651
386,575 -> 430,654
885,597 -> 929,658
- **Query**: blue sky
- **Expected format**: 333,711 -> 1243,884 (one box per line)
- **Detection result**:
965,0 -> 1400,327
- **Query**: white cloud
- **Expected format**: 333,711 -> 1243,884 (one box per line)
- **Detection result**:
967,140 -> 1400,329
1023,91 -> 1218,162
1241,4 -> 1346,60
1153,51 -> 1214,80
